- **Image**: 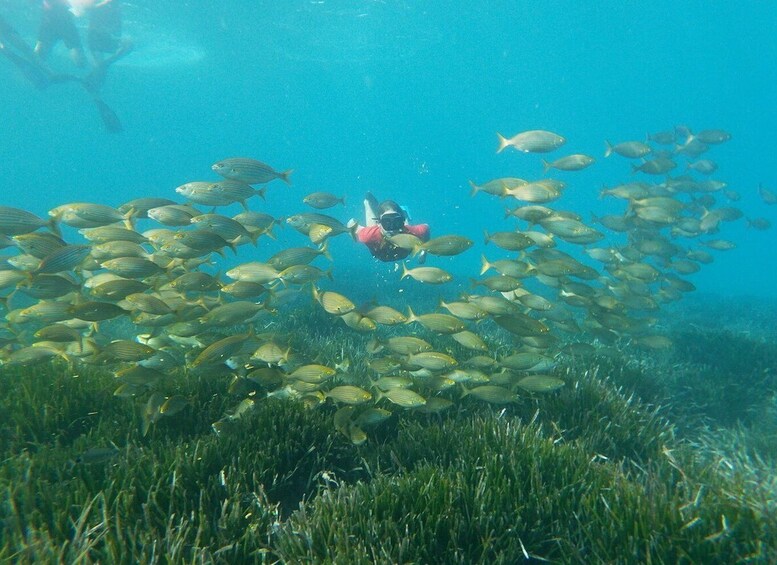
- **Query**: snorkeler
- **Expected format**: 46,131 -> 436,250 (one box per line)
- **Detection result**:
34,0 -> 87,67
81,0 -> 134,99
87,0 -> 132,63
27,0 -> 129,131
349,192 -> 430,262
1,8 -> 125,132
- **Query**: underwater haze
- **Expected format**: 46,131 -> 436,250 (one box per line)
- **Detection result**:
5,2 -> 777,563
2,0 -> 776,297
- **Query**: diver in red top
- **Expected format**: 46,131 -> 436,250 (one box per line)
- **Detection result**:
348,192 -> 430,262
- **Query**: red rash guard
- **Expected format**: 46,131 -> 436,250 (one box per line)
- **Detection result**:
357,224 -> 430,262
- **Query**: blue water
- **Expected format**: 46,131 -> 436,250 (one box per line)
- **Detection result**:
2,1 -> 776,298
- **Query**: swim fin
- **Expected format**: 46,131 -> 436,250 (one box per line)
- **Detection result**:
364,191 -> 380,211
92,96 -> 122,133
0,43 -> 51,90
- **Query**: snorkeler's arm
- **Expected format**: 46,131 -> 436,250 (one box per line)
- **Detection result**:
406,224 -> 430,242
346,218 -> 361,240
363,192 -> 380,227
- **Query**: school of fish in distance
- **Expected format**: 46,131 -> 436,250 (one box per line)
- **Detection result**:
0,126 -> 774,443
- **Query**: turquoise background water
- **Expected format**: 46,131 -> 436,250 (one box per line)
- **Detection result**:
2,1 -> 776,298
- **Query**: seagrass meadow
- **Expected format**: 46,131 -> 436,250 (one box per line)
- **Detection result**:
2,298 -> 777,564
4,0 -> 777,562
0,131 -> 774,563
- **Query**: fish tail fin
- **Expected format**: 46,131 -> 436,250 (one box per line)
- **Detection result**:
48,217 -> 62,238
604,140 -> 613,158
468,180 -> 481,197
541,159 -> 551,173
248,228 -> 261,246
255,187 -> 267,200
263,226 -> 278,240
279,170 -> 293,186
483,230 -> 491,245
480,254 -> 491,276
496,132 -> 509,153
400,262 -> 410,280
122,209 -> 135,231
406,306 -> 416,324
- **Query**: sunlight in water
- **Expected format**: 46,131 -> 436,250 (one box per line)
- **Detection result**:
117,33 -> 206,69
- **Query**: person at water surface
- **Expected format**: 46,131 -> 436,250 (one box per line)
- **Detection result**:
86,0 -> 127,63
80,0 -> 133,95
34,0 -> 87,67
349,192 -> 430,262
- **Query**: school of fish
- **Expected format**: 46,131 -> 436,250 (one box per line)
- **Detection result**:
0,128 -> 773,444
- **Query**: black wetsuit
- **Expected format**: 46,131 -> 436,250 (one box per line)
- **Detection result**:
38,0 -> 83,54
88,1 -> 122,55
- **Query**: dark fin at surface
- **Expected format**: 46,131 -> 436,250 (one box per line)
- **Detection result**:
93,97 -> 123,133
0,43 -> 51,90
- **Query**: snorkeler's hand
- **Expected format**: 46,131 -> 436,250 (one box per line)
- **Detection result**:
346,218 -> 359,240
